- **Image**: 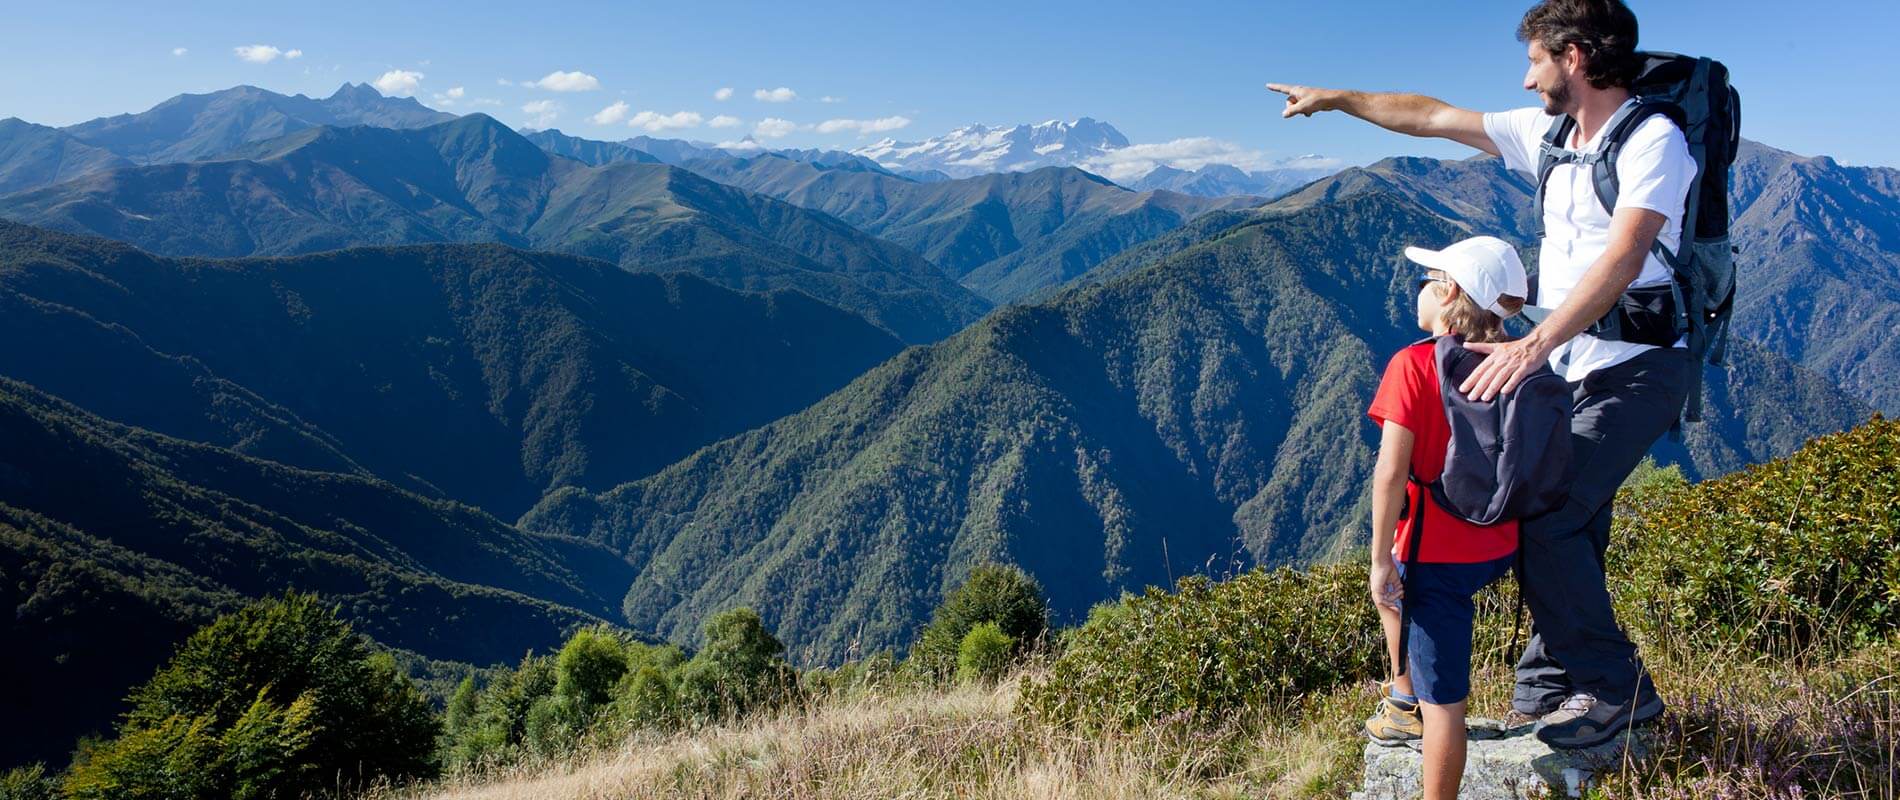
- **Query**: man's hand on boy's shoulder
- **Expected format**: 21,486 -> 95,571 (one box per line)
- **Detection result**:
1461,336 -> 1558,401
1369,556 -> 1403,611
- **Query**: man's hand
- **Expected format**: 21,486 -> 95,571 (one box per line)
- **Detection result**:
1369,556 -> 1403,612
1459,336 -> 1558,401
1266,83 -> 1342,118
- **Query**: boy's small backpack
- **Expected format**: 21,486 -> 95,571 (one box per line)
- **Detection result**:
1531,52 -> 1741,427
1414,334 -> 1574,532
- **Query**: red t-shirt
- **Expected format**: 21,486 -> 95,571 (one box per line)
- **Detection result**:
1366,342 -> 1519,564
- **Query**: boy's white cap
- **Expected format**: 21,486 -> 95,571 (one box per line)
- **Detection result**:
1403,236 -> 1529,317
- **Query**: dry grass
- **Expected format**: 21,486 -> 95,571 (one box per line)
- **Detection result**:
371,671 -> 1373,800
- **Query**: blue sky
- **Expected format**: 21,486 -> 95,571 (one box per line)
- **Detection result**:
4,0 -> 1892,168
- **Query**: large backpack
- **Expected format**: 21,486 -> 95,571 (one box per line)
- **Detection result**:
1530,52 -> 1741,426
1394,335 -> 1573,677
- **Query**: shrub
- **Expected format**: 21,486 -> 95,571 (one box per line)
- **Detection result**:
1021,564 -> 1381,732
0,764 -> 56,800
910,564 -> 1048,681
1610,417 -> 1900,656
555,626 -> 630,711
955,622 -> 1014,685
676,608 -> 800,723
61,592 -> 439,799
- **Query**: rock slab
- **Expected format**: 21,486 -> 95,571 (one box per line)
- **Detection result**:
1352,718 -> 1652,800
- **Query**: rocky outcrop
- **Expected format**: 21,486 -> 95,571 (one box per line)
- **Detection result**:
1353,718 -> 1653,799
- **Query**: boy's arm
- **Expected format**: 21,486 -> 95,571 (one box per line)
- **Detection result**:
1265,83 -> 1499,156
1369,420 -> 1414,610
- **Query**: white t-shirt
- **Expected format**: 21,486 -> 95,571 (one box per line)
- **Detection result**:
1483,100 -> 1697,381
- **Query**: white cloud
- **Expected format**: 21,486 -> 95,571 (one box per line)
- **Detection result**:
429,86 -> 466,107
171,47 -> 188,57
713,87 -> 734,101
521,99 -> 561,129
591,101 -> 631,125
753,87 -> 797,103
531,70 -> 601,92
716,138 -> 765,151
284,49 -> 303,60
233,44 -> 295,63
372,69 -> 425,97
1077,137 -> 1345,182
496,78 -> 514,86
815,116 -> 911,135
444,86 -> 465,99
753,117 -> 799,138
819,95 -> 844,104
708,115 -> 742,129
469,97 -> 503,107
628,110 -> 704,132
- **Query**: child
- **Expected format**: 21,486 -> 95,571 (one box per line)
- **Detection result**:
1363,236 -> 1528,800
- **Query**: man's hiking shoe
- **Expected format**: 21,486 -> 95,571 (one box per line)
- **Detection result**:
1534,691 -> 1664,749
1537,692 -> 1597,729
1502,696 -> 1565,729
1365,696 -> 1422,746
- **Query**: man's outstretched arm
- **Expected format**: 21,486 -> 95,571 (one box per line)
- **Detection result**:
1265,84 -> 1499,156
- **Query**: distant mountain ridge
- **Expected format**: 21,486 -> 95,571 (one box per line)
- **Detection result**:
0,113 -> 990,343
682,153 -> 1263,303
62,82 -> 456,165
0,118 -> 132,196
1128,160 -> 1342,200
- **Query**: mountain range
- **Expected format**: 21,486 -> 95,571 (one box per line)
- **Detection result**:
0,113 -> 989,343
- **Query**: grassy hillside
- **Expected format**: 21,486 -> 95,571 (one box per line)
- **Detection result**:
0,376 -> 638,769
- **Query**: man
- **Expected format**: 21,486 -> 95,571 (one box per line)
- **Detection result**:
1268,0 -> 1693,750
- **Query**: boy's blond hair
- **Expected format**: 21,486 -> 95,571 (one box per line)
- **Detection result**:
1429,269 -> 1525,343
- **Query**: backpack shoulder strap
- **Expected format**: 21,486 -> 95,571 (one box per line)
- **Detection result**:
1588,97 -> 1687,220
1530,116 -> 1576,241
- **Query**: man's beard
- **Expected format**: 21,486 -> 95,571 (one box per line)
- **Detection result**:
1542,80 -> 1572,116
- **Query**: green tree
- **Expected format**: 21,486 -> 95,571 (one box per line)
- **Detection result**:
676,608 -> 800,722
910,564 -> 1047,681
62,592 -> 439,799
555,627 -> 630,711
955,622 -> 1014,685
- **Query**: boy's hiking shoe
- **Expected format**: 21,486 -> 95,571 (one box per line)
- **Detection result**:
1365,684 -> 1422,746
1535,690 -> 1665,749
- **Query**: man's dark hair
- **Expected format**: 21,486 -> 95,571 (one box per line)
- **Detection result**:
1517,0 -> 1642,89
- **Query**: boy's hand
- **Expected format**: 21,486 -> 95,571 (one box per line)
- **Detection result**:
1369,557 -> 1403,611
1266,83 -> 1340,118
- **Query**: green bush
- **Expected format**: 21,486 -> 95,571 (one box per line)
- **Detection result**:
1020,564 -> 1381,732
676,608 -> 800,723
909,564 -> 1048,681
614,665 -> 681,730
0,764 -> 56,800
555,627 -> 630,711
61,592 -> 439,799
441,652 -> 556,770
955,622 -> 1014,685
1610,417 -> 1900,656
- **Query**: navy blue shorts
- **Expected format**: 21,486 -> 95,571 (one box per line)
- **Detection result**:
1398,554 -> 1514,705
